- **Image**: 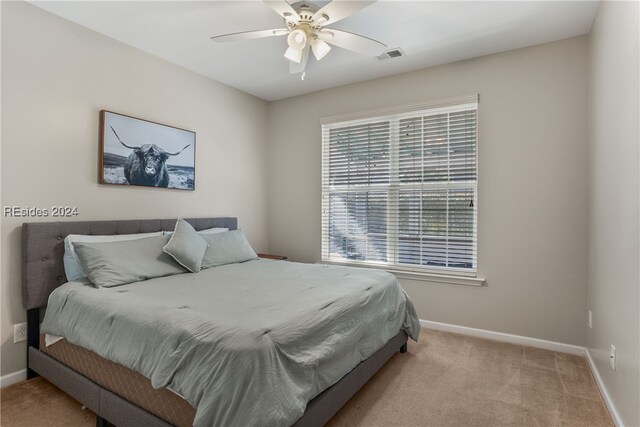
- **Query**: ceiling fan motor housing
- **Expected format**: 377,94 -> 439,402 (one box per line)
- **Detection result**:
285,2 -> 327,31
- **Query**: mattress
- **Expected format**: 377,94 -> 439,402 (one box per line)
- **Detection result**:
40,335 -> 195,427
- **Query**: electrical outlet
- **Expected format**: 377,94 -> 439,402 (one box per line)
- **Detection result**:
610,345 -> 616,370
588,310 -> 592,329
13,323 -> 27,343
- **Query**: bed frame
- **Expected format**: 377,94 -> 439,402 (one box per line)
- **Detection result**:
22,217 -> 408,427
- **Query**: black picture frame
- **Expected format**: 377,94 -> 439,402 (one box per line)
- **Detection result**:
99,110 -> 196,190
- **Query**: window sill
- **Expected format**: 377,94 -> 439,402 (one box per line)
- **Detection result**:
322,260 -> 486,287
391,270 -> 485,286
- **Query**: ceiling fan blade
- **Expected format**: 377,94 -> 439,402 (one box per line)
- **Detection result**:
318,29 -> 386,56
264,0 -> 300,20
211,29 -> 288,42
312,0 -> 376,26
289,45 -> 310,74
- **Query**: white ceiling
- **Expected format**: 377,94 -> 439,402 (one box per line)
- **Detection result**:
31,1 -> 599,101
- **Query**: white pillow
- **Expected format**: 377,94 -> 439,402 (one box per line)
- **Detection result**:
63,231 -> 164,281
198,227 -> 230,235
164,227 -> 229,236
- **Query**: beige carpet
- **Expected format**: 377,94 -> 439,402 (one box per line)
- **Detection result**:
0,374 -> 94,426
1,329 -> 613,427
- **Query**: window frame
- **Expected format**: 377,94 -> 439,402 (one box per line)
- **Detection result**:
321,95 -> 482,284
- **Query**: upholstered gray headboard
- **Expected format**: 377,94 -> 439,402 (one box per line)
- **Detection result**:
22,217 -> 237,310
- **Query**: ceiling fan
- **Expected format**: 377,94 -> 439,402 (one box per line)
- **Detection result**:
211,0 -> 386,75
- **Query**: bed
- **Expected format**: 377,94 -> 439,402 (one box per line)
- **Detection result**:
22,217 -> 419,427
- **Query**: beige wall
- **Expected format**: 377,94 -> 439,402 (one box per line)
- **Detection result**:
587,2 -> 640,426
1,0 -> 614,388
267,36 -> 589,346
0,2 -> 269,376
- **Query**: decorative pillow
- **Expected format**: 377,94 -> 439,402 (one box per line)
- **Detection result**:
63,231 -> 164,281
73,235 -> 186,288
201,230 -> 258,269
163,218 -> 208,273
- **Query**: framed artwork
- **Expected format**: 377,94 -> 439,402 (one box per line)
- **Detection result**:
99,110 -> 196,190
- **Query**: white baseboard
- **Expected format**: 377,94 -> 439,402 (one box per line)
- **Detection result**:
585,349 -> 623,427
0,369 -> 26,388
420,319 -> 585,355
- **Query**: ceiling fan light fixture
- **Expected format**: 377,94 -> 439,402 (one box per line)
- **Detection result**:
287,29 -> 307,50
311,38 -> 331,60
284,46 -> 303,63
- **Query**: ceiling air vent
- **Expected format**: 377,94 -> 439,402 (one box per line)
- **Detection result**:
376,48 -> 405,61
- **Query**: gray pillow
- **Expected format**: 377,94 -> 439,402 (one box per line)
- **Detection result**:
63,231 -> 165,282
163,218 -> 208,273
201,230 -> 258,269
74,235 -> 187,288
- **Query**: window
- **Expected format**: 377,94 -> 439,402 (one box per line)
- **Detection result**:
321,96 -> 478,277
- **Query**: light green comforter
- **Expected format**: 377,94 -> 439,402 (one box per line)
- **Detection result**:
42,260 -> 420,427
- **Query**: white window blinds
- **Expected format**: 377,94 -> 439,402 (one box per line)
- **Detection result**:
322,99 -> 478,276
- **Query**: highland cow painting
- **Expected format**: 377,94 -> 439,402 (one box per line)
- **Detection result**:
99,110 -> 195,190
